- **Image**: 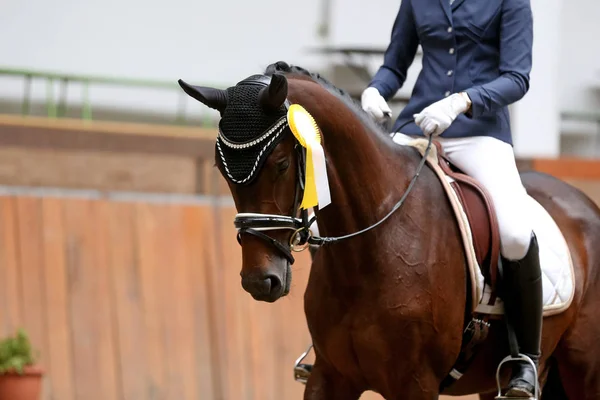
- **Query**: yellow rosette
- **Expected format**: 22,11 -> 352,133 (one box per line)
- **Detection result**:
287,104 -> 331,209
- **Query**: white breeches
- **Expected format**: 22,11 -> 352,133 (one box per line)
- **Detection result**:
392,132 -> 533,260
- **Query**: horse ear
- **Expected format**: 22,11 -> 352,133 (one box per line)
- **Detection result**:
178,79 -> 228,113
258,73 -> 288,111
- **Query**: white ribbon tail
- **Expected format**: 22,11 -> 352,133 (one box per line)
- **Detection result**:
307,138 -> 331,209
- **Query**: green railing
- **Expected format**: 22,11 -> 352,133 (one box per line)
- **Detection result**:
0,67 -> 227,126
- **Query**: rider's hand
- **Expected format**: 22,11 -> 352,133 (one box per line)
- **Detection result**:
361,87 -> 392,123
413,92 -> 471,136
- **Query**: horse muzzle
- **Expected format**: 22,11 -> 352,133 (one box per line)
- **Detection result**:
240,264 -> 291,302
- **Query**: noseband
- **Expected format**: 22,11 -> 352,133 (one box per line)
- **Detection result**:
234,141 -> 313,264
229,75 -> 432,264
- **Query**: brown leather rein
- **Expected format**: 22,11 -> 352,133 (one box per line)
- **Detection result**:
233,117 -> 432,264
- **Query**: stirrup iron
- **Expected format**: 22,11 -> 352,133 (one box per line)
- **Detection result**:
495,354 -> 539,400
293,344 -> 314,384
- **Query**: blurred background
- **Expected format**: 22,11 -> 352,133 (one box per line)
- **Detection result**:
0,0 -> 598,399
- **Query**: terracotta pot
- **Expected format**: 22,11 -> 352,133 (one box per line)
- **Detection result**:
0,366 -> 43,400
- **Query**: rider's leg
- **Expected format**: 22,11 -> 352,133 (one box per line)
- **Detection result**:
439,135 -> 543,398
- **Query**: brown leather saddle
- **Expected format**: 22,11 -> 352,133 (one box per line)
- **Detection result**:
433,142 -> 502,303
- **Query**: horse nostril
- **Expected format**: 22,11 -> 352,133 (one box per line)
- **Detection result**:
241,273 -> 283,300
258,277 -> 272,294
266,275 -> 282,294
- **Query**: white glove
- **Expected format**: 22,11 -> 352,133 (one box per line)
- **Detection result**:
361,87 -> 392,122
413,93 -> 471,136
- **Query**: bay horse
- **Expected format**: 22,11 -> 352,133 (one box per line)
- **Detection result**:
178,61 -> 600,399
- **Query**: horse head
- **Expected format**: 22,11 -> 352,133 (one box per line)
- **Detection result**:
179,61 -> 396,303
179,62 -> 313,302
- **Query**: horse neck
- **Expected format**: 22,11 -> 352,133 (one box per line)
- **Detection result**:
289,79 -> 418,242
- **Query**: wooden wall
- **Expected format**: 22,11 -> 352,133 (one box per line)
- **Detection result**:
0,192 -> 313,400
5,185 -> 600,400
0,115 -> 222,196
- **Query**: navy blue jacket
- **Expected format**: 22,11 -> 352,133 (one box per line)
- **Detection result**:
369,0 -> 533,145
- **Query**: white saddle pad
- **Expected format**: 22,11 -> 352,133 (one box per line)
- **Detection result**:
407,138 -> 575,317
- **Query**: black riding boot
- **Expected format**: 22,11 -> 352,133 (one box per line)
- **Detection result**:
500,232 -> 543,398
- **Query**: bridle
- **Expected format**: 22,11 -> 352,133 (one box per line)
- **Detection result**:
231,75 -> 433,264
234,141 -> 312,264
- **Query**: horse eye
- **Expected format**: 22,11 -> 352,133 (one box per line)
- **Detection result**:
276,159 -> 290,172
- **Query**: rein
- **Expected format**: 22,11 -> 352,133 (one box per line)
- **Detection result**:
309,131 -> 432,245
234,117 -> 433,263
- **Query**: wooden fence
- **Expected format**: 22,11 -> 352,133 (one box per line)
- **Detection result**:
0,191 -> 314,400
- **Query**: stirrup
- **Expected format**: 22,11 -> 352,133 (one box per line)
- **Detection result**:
495,354 -> 539,400
293,344 -> 314,384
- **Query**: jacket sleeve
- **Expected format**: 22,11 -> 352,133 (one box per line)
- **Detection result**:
464,0 -> 533,118
368,0 -> 419,100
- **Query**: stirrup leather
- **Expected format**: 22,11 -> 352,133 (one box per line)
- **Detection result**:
293,344 -> 314,384
495,354 -> 540,400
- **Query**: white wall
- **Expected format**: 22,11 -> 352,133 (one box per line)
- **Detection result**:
0,0 -> 413,119
510,0 -> 563,157
328,0 -> 400,47
0,0 -> 399,118
0,0 -> 329,79
0,0 -> 328,118
558,0 -> 600,113
556,0 -> 600,157
1,0 -> 599,156
514,0 -> 600,157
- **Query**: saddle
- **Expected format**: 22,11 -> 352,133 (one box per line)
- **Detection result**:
433,142 -> 502,297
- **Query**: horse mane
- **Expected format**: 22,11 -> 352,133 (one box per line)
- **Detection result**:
263,61 -> 390,140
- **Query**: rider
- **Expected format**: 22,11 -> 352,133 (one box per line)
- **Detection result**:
361,0 -> 541,397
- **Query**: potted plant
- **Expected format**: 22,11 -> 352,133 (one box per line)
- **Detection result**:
0,329 -> 43,400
